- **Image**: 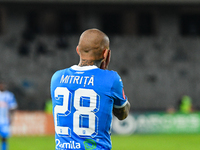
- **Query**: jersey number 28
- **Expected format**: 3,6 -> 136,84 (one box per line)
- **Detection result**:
54,87 -> 100,138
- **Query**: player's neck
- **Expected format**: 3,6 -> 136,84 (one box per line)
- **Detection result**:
78,59 -> 101,68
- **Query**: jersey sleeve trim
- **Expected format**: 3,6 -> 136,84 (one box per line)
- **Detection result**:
113,99 -> 128,108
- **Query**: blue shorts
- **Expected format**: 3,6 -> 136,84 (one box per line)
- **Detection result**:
0,124 -> 10,138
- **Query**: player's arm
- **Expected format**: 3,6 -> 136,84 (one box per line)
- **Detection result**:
8,94 -> 18,125
111,72 -> 131,120
9,107 -> 17,125
113,101 -> 130,120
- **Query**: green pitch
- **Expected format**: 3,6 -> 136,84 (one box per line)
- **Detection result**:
112,134 -> 200,150
9,134 -> 200,150
9,136 -> 55,150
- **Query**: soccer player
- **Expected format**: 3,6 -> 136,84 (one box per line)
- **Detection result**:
0,80 -> 18,150
50,28 -> 130,150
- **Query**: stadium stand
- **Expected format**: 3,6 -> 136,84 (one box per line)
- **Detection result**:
0,2 -> 200,111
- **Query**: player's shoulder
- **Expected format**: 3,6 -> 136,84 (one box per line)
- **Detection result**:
98,69 -> 121,84
105,69 -> 121,79
4,90 -> 13,94
52,69 -> 64,76
3,90 -> 15,97
51,68 -> 69,79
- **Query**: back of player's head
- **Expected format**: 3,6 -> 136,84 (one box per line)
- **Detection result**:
77,28 -> 109,60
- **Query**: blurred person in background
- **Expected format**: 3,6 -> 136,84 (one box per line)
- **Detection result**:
178,95 -> 193,113
0,80 -> 18,150
50,28 -> 130,150
44,98 -> 53,114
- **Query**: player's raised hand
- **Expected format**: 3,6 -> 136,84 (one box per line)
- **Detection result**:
100,49 -> 111,70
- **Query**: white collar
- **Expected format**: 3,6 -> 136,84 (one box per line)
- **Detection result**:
71,65 -> 98,71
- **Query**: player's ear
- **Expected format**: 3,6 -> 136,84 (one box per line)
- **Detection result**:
76,46 -> 80,55
100,49 -> 111,70
103,49 -> 109,59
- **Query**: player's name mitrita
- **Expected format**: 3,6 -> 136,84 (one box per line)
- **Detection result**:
60,75 -> 94,87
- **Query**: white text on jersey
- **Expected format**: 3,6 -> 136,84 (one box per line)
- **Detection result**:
56,139 -> 81,149
60,75 -> 94,87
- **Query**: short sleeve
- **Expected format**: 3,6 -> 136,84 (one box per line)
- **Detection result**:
111,72 -> 128,108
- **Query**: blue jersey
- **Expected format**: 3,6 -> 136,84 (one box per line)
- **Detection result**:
51,65 -> 128,150
0,91 -> 17,125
